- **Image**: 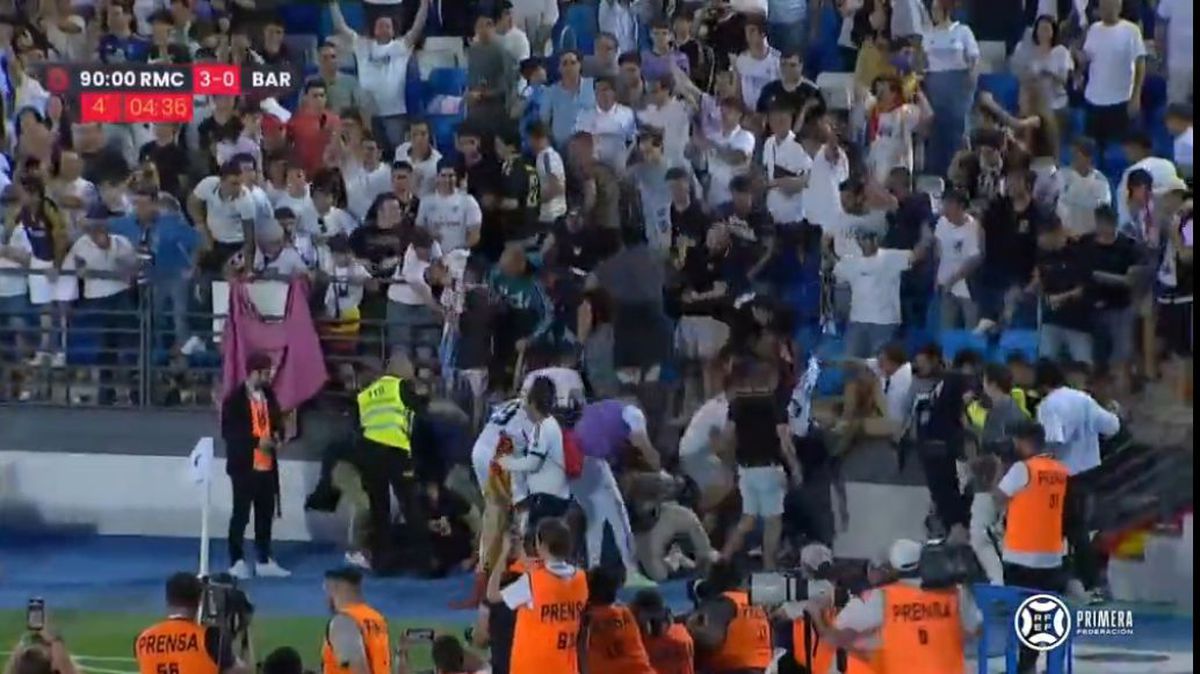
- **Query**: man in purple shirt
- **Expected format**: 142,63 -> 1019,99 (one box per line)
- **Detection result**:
640,18 -> 690,82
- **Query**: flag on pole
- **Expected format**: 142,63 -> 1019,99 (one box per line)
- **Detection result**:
187,437 -> 214,486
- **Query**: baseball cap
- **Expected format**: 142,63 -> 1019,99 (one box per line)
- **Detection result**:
800,543 -> 834,572
889,539 -> 922,572
1154,174 -> 1190,196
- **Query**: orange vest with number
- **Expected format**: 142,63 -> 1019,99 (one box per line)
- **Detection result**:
703,591 -> 773,673
249,396 -> 274,471
510,564 -> 589,674
792,607 -> 838,674
134,618 -> 218,674
320,603 -> 391,674
879,583 -> 964,674
1004,455 -> 1069,555
586,604 -> 656,674
644,622 -> 695,674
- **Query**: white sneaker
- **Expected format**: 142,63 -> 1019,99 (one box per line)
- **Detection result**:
229,560 -> 252,580
255,559 -> 291,578
50,352 -> 66,368
181,336 -> 206,356
624,571 -> 657,589
344,550 -> 372,571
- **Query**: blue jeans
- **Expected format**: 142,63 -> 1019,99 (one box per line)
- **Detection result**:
1040,324 -> 1094,364
924,69 -> 975,177
149,275 -> 192,349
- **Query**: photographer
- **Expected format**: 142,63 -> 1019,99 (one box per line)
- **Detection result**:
396,634 -> 487,674
808,540 -> 982,674
4,615 -> 80,674
630,589 -> 694,674
320,568 -> 391,674
685,560 -> 773,674
134,572 -> 249,674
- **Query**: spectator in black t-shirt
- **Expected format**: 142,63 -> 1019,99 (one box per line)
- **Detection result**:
698,1 -> 748,71
676,223 -> 741,400
719,360 -> 802,570
1081,205 -> 1140,392
1036,218 -> 1093,364
139,123 -> 190,199
494,128 -> 541,246
543,208 -> 619,272
883,167 -> 934,329
260,18 -> 294,67
716,175 -> 772,249
980,167 -> 1045,327
755,50 -> 825,127
456,126 -> 503,258
668,166 -> 710,266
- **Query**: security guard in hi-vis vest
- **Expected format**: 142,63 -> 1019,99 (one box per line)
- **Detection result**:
320,567 -> 391,674
354,353 -> 429,572
809,540 -> 982,674
135,573 -> 243,674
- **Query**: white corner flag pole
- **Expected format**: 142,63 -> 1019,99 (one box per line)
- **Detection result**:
188,437 -> 216,578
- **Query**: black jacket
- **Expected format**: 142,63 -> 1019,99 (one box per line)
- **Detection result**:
221,384 -> 284,478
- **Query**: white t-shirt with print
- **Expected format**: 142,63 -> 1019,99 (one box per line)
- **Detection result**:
934,215 -> 981,299
416,190 -> 483,252
921,21 -> 979,72
354,36 -> 412,116
834,249 -> 911,325
734,48 -> 781,111
191,176 -> 257,244
1083,20 -> 1147,106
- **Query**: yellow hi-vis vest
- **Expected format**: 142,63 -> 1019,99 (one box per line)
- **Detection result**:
356,375 -> 413,451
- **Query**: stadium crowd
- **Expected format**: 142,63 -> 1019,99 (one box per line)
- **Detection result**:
0,0 -> 1194,670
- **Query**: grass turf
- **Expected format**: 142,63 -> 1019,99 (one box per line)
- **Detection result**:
0,611 -> 465,670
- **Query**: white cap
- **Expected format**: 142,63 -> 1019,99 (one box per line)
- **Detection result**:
800,543 -> 834,572
1154,175 -> 1189,196
889,539 -> 922,572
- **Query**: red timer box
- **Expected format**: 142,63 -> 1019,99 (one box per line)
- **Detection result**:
81,93 -> 194,124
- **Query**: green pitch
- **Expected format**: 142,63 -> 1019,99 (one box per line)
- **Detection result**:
0,611 -> 466,671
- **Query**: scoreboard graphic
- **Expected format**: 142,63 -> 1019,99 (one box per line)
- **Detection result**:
42,63 -> 299,124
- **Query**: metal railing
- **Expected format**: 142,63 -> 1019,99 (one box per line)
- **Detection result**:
0,271 -> 408,409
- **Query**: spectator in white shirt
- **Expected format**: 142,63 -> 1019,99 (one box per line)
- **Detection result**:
1166,104 -> 1193,180
1056,138 -> 1112,237
865,77 -> 932,184
922,0 -> 979,176
311,181 -> 358,242
1116,133 -> 1179,228
394,120 -> 444,196
67,220 -> 138,405
1155,0 -> 1193,106
574,77 -> 637,172
834,230 -> 916,357
1035,360 -> 1120,595
496,3 -> 531,63
500,376 -> 572,528
866,343 -> 915,425
1014,16 -> 1073,133
638,76 -> 693,167
386,229 -> 444,359
342,136 -> 393,222
763,102 -> 811,225
703,96 -> 756,209
528,122 -> 568,227
509,0 -> 559,53
933,190 -> 982,330
186,162 -> 256,268
1078,0 -> 1146,152
734,15 -> 781,113
416,161 -> 483,252
271,165 -> 320,234
800,120 -> 850,234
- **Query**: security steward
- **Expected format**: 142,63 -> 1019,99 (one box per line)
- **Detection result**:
630,589 -> 694,674
135,573 -> 245,674
810,539 -> 981,674
321,567 -> 391,674
354,352 -> 431,573
686,560 -> 773,674
992,421 -> 1069,674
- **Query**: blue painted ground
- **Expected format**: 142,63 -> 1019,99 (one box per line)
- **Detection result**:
0,534 -> 1192,654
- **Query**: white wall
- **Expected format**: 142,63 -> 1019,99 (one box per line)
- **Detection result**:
0,451 -> 349,542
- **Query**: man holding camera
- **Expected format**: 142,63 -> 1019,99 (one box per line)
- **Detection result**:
134,572 -> 248,674
320,567 -> 391,674
685,560 -> 774,674
810,539 -> 981,674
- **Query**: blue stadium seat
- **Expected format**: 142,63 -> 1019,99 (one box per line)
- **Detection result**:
996,329 -> 1039,363
816,363 -> 846,398
938,329 -> 988,362
978,73 -> 1020,112
426,67 -> 468,98
279,4 -> 322,35
1102,144 -> 1131,183
428,114 -> 462,157
404,59 -> 424,117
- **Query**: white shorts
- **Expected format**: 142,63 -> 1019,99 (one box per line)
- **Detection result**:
737,465 -> 787,517
28,258 -> 76,306
675,315 -> 731,360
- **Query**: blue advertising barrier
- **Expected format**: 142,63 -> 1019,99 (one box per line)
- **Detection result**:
972,584 -> 1073,674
